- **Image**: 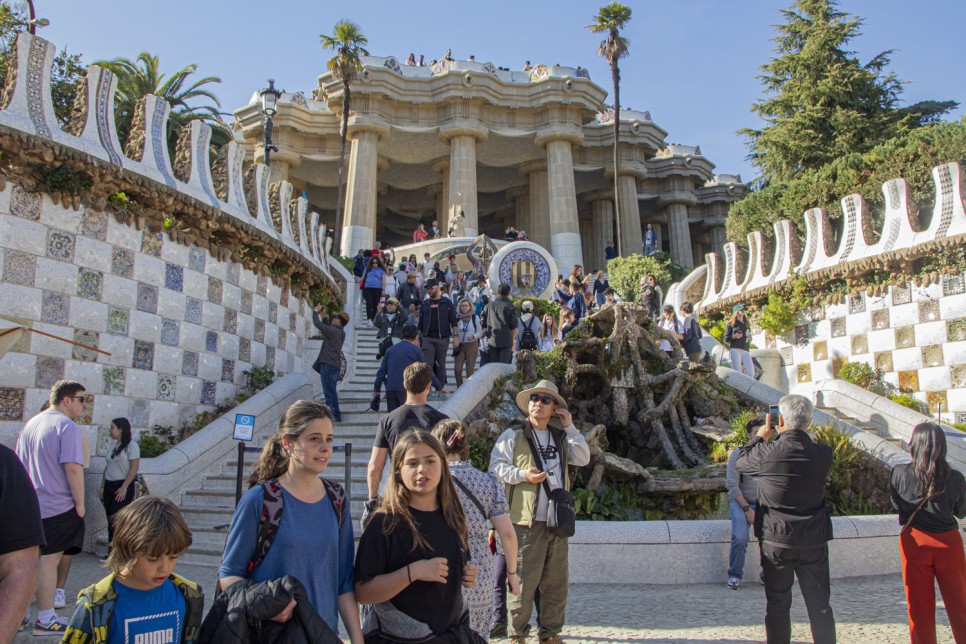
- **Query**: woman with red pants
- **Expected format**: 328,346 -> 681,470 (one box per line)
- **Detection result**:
890,422 -> 966,643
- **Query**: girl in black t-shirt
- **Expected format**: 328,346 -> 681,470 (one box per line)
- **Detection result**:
355,431 -> 482,643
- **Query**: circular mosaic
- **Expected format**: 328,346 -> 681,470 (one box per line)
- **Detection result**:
490,243 -> 556,299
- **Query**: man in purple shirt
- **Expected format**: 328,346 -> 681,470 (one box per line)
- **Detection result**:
16,380 -> 87,636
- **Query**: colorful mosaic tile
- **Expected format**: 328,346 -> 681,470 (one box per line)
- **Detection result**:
184,297 -> 202,324
140,229 -> 163,257
79,393 -> 94,425
221,358 -> 235,383
956,412 -> 966,424
76,268 -> 103,300
241,291 -> 253,315
874,351 -> 893,373
10,186 -> 41,220
813,341 -> 828,361
871,309 -> 890,331
34,356 -> 65,389
157,374 -> 176,402
922,344 -> 944,367
919,300 -> 941,323
830,317 -> 846,338
265,346 -> 275,369
226,262 -> 240,286
111,247 -> 134,278
831,357 -> 848,377
898,371 -> 919,392
82,210 -> 108,241
238,338 -> 251,363
848,293 -> 866,314
129,399 -> 149,427
278,328 -> 287,351
797,364 -> 811,383
160,319 -> 180,346
2,249 -> 36,286
851,334 -> 868,355
205,331 -> 218,353
286,312 -> 295,333
201,380 -> 216,405
187,246 -> 206,273
132,340 -> 154,370
943,274 -> 966,297
254,319 -> 265,343
794,324 -> 809,346
164,263 -> 184,292
182,351 -> 199,377
952,365 -> 966,389
72,329 -> 100,362
224,309 -> 237,334
926,390 -> 947,413
895,326 -> 915,349
41,291 -> 70,325
948,318 -> 966,343
268,302 -> 278,324
102,366 -> 125,395
256,275 -> 267,296
892,286 -> 912,306
0,387 -> 24,420
47,229 -> 75,262
108,307 -> 129,335
137,283 -> 158,314
280,285 -> 289,308
207,277 -> 223,305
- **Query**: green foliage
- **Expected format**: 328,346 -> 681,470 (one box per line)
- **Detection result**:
469,432 -> 496,472
709,408 -> 762,464
699,316 -> 727,343
573,486 -> 625,521
888,393 -> 925,414
758,293 -> 798,337
606,253 -> 686,303
242,365 -> 276,395
30,164 -> 93,195
811,424 -> 891,515
332,254 -> 356,273
838,362 -> 884,391
530,344 -> 571,385
949,423 -> 966,432
138,434 -> 167,458
511,297 -> 560,322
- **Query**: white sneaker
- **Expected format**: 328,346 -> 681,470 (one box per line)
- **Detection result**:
727,576 -> 740,590
53,588 -> 66,609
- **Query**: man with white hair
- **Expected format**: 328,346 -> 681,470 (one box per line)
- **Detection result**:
736,394 -> 835,644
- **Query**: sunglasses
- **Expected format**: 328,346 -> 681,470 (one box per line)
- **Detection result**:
529,394 -> 555,405
68,396 -> 86,403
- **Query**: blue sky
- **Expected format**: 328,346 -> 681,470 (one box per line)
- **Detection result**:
36,0 -> 966,181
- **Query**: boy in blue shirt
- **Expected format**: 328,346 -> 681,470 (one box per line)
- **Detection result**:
62,496 -> 203,643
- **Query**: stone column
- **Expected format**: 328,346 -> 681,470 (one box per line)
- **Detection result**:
341,126 -> 385,256
521,161 -> 550,251
537,128 -> 584,274
710,225 -> 728,258
431,158 -> 450,233
579,218 -> 595,270
618,174 -> 643,255
666,202 -> 695,269
592,198 -> 614,270
440,126 -> 487,237
268,159 -> 290,185
507,187 -> 530,238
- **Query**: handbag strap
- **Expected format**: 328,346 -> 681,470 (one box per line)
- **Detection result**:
901,489 -> 942,534
452,476 -> 487,521
523,423 -> 557,498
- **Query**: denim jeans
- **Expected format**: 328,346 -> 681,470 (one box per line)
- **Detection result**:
320,363 -> 341,420
728,498 -> 755,579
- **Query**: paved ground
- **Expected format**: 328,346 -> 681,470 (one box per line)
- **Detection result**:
17,553 -> 951,642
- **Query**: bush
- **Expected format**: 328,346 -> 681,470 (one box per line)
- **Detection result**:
950,422 -> 966,432
709,408 -> 761,463
888,393 -> 925,414
332,254 -> 356,273
243,365 -> 276,394
812,424 -> 892,515
758,293 -> 798,337
139,434 -> 167,458
606,253 -> 688,304
838,362 -> 885,392
511,297 -> 560,322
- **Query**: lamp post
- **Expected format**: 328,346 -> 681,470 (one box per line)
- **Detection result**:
259,79 -> 281,167
26,0 -> 50,34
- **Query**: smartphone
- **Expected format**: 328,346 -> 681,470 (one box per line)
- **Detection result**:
768,404 -> 780,426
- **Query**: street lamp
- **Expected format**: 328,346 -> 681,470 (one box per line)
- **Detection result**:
259,79 -> 281,167
26,0 -> 49,34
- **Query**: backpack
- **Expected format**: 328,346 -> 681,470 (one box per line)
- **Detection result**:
519,316 -> 539,350
247,477 -> 347,574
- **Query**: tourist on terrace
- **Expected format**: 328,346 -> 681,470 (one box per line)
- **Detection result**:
592,270 -> 610,307
516,229 -> 529,241
413,223 -> 428,243
538,312 -> 558,352
98,417 -> 140,562
522,61 -> 532,71
505,226 -> 519,242
432,419 -> 520,640
604,240 -> 617,261
430,219 -> 442,239
679,301 -> 704,362
406,53 -> 416,66
726,418 -> 763,590
453,298 -> 483,387
644,223 -> 658,256
641,274 -> 661,319
656,305 -> 684,358
890,422 -> 966,643
725,304 -> 754,376
736,394 -> 836,644
361,255 -> 388,324
418,54 -> 425,66
551,277 -> 569,304
569,264 -> 583,286
602,286 -> 617,307
312,307 -> 349,422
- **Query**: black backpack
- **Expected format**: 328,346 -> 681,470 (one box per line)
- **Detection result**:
519,316 -> 539,351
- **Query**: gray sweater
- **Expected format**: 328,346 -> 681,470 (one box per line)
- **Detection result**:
312,311 -> 345,367
726,447 -> 758,504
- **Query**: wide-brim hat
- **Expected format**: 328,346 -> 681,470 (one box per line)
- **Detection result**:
516,379 -> 568,414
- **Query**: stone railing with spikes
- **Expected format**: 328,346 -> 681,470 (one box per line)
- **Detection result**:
0,33 -> 340,303
696,162 -> 966,312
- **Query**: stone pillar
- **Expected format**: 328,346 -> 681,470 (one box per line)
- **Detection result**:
440,126 -> 487,237
507,187 -> 530,238
579,218 -> 595,270
666,202 -> 695,269
431,158 -> 450,233
591,198 -> 614,269
710,225 -> 728,258
521,161 -> 550,251
268,159 -> 290,185
537,128 -> 584,275
341,128 -> 382,256
618,174 -> 643,256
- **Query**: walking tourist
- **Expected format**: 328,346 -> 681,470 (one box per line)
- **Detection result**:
890,422 -> 966,644
374,298 -> 408,358
469,276 -> 492,315
641,274 -> 660,319
726,418 -> 763,590
454,298 -> 482,387
406,53 -> 416,66
62,497 -> 203,642
0,443 -> 44,640
538,312 -> 558,352
367,362 -> 449,518
644,223 -> 658,255
217,400 -> 362,642
559,308 -> 576,341
373,326 -> 446,412
569,264 -> 583,287
602,286 -> 617,307
551,277 -> 569,304
679,301 -> 704,361
567,281 -> 587,322
354,431 -> 481,643
483,283 -> 518,364
398,271 -> 422,312
489,380 -> 590,644
384,265 -> 398,299
432,419 -> 521,640
725,304 -> 754,376
312,306 -> 349,422
592,270 -> 609,307
517,300 -> 542,352
419,278 -> 458,387
353,249 -> 367,278
362,255 -> 388,324
736,394 -> 836,644
656,304 -> 684,358
16,379 -> 88,636
99,417 -> 140,561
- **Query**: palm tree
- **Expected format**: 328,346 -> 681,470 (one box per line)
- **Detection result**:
94,52 -> 226,149
321,20 -> 369,255
588,2 -> 632,256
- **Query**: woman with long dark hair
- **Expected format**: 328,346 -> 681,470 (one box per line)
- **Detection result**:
890,422 -> 966,643
98,418 -> 139,559
361,255 -> 388,324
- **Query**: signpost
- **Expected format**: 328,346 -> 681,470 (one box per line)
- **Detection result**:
233,414 -> 255,505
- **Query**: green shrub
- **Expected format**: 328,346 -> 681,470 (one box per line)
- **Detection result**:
812,424 -> 892,515
332,254 -> 356,273
30,163 -> 93,195
139,434 -> 167,458
889,393 -> 925,414
606,253 -> 687,304
838,362 -> 884,391
511,297 -> 560,322
758,293 -> 798,337
949,422 -> 966,432
709,408 -> 762,463
699,316 -> 727,343
243,365 -> 276,394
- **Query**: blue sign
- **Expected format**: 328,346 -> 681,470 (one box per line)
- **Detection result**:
233,414 -> 255,441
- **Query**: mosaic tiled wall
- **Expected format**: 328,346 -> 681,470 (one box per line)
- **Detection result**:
0,184 -> 314,451
750,275 -> 966,424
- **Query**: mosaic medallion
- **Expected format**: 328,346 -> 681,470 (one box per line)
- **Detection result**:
3,249 -> 36,286
133,340 -> 154,370
921,344 -> 944,368
47,230 -> 75,262
41,291 -> 70,325
77,268 -> 103,300
254,319 -> 265,343
160,319 -> 180,346
188,246 -> 206,273
870,309 -> 890,331
947,318 -> 966,343
182,351 -> 199,377
157,374 -> 176,402
72,330 -> 100,362
82,210 -> 109,241
140,229 -> 163,257
108,307 -> 129,335
111,248 -> 134,278
184,297 -> 202,325
164,263 -> 184,292
224,309 -> 237,334
205,331 -> 218,353
238,338 -> 251,363
497,248 -> 552,298
874,351 -> 893,373
241,291 -> 253,316
102,366 -> 125,395
221,359 -> 235,383
34,356 -> 65,389
919,300 -> 941,323
898,371 -> 919,392
207,277 -> 223,305
137,283 -> 158,314
201,380 -> 216,405
10,186 -> 41,220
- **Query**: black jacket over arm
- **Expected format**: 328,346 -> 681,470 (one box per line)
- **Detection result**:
735,429 -> 834,548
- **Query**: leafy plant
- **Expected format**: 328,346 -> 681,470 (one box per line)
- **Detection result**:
332,254 -> 356,273
30,164 -> 93,195
888,393 -> 925,414
468,432 -> 496,472
510,297 -> 560,323
812,424 -> 892,515
242,365 -> 276,395
758,292 -> 798,337
838,362 -> 884,392
708,408 -> 762,463
606,253 -> 687,303
949,423 -> 966,432
138,434 -> 167,458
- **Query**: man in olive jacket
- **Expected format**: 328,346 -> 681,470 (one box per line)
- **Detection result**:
736,394 -> 835,644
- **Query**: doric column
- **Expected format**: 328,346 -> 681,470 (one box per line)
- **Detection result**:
585,191 -> 614,271
665,202 -> 695,269
536,127 -> 583,275
521,161 -> 550,250
579,218 -> 595,270
507,186 -> 530,237
341,123 -> 388,255
710,225 -> 728,258
440,125 -> 487,237
618,174 -> 643,255
431,158 -> 450,233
